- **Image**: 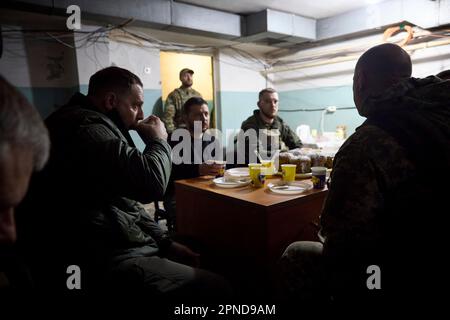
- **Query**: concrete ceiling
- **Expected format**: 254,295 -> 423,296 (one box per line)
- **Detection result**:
177,0 -> 384,19
2,0 -> 448,58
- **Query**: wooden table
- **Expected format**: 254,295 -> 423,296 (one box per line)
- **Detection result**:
175,176 -> 328,295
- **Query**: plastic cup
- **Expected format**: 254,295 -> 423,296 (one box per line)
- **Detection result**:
248,163 -> 265,187
214,160 -> 226,177
260,159 -> 275,177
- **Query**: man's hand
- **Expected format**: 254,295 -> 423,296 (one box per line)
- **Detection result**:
166,241 -> 200,268
199,162 -> 223,176
135,115 -> 168,142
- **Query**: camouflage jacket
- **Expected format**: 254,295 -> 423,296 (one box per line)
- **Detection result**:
162,86 -> 202,133
319,77 -> 450,292
240,110 -> 302,161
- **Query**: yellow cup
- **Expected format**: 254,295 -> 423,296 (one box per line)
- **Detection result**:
249,163 -> 265,188
260,159 -> 275,177
281,164 -> 296,183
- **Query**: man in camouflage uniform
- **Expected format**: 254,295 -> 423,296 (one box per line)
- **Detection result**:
279,44 -> 450,306
239,88 -> 302,164
162,68 -> 202,133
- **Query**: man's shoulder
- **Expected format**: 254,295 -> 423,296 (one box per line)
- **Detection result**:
47,105 -> 120,142
190,88 -> 202,97
274,115 -> 290,129
167,88 -> 180,97
337,123 -> 402,161
46,102 -> 105,129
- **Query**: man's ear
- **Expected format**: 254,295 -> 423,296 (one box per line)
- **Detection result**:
257,100 -> 262,109
103,92 -> 117,111
355,70 -> 365,92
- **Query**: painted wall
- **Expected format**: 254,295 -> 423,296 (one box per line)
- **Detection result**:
0,25 -> 80,118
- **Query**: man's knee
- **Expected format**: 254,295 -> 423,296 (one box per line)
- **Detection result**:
281,241 -> 323,263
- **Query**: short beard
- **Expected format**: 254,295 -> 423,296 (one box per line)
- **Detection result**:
261,109 -> 276,119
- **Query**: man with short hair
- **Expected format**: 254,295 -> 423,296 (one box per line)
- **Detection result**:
239,88 -> 302,163
0,76 -> 50,289
18,67 -> 229,299
163,97 -> 222,231
279,43 -> 450,305
162,68 -> 203,134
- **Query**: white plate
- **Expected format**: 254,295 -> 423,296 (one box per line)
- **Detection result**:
267,181 -> 313,194
213,177 -> 251,188
224,167 -> 250,182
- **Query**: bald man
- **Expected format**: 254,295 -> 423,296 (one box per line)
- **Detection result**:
279,44 -> 450,306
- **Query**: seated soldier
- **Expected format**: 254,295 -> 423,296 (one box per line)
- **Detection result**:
238,88 -> 302,164
17,67 -> 230,300
163,97 -> 223,231
0,76 -> 50,290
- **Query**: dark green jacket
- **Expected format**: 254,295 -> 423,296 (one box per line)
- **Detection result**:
18,93 -> 172,286
241,110 -> 302,151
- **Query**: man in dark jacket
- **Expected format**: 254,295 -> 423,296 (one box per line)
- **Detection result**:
17,67 -> 229,299
279,44 -> 450,306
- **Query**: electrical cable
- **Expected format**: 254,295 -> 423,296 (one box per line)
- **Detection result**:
279,106 -> 356,112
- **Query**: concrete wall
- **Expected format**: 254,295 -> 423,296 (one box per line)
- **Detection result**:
0,25 -> 79,118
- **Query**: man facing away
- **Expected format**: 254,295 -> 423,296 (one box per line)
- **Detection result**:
239,88 -> 302,164
0,76 -> 50,290
162,68 -> 202,134
279,43 -> 450,307
17,67 -> 230,300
